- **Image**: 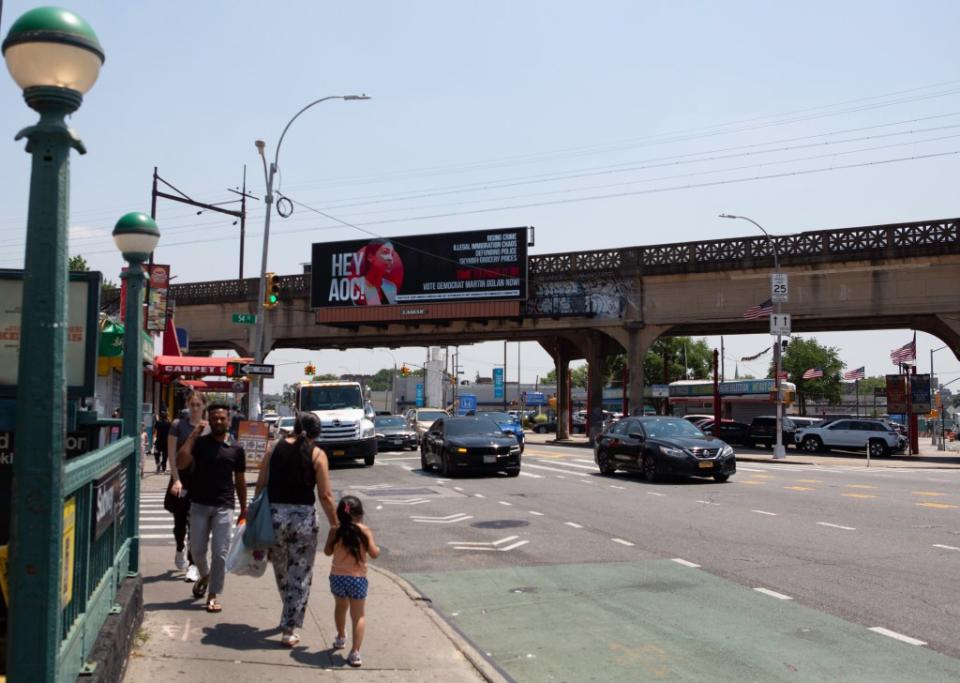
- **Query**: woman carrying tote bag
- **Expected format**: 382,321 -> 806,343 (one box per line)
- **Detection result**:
254,412 -> 337,647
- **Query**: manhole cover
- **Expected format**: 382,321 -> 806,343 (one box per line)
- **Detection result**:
471,519 -> 529,529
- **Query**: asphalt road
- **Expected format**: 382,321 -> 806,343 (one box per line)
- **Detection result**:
138,443 -> 960,680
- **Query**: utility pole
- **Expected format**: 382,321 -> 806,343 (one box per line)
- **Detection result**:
503,340 -> 508,411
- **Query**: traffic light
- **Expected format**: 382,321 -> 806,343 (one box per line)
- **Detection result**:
400,365 -> 410,377
264,272 -> 280,309
304,362 -> 316,376
225,361 -> 242,378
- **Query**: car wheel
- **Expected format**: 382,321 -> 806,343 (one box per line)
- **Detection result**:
505,467 -> 521,477
535,425 -> 545,434
802,436 -> 822,453
420,448 -> 432,472
713,474 -> 730,483
440,450 -> 453,477
597,449 -> 616,476
364,454 -> 375,467
642,454 -> 658,483
868,439 -> 889,458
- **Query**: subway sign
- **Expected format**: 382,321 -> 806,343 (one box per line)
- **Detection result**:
310,227 -> 528,309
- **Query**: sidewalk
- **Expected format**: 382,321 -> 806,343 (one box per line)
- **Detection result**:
532,433 -> 960,469
124,474 -> 502,683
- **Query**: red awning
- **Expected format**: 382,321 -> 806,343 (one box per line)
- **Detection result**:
154,355 -> 253,378
178,379 -> 247,392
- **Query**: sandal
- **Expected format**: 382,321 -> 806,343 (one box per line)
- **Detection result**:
281,632 -> 301,648
205,598 -> 222,613
192,576 -> 209,599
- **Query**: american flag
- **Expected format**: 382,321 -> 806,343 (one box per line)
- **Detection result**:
743,298 -> 773,320
843,366 -> 865,381
802,368 -> 824,380
890,339 -> 916,364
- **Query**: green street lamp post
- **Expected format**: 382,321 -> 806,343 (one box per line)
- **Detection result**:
114,212 -> 161,575
2,6 -> 104,677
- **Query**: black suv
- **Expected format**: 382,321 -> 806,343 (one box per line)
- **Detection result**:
748,416 -> 797,448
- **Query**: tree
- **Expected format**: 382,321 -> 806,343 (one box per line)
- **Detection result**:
312,373 -> 339,381
540,364 -> 587,388
68,255 -> 88,271
777,337 -> 844,415
368,367 -> 396,391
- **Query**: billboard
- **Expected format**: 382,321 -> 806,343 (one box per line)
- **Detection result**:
911,373 -> 931,414
885,375 -> 907,414
310,228 -> 528,315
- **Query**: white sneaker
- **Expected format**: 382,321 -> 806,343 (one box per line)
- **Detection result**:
185,564 -> 200,582
174,550 -> 187,571
347,650 -> 362,667
332,635 -> 346,649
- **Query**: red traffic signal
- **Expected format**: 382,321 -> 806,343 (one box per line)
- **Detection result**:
225,361 -> 243,378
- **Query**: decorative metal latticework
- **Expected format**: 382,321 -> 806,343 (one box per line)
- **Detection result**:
168,218 -> 959,306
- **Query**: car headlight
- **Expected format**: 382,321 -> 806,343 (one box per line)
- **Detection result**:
721,445 -> 734,457
361,422 -> 375,439
510,445 -> 521,454
660,446 -> 686,457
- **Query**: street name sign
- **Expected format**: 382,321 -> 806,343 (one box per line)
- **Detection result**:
232,313 -> 256,324
771,273 -> 789,303
770,313 -> 791,336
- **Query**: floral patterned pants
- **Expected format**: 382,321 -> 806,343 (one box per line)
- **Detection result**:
270,503 -> 319,630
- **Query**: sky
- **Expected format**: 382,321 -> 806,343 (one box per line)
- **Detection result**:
1,1 -> 959,395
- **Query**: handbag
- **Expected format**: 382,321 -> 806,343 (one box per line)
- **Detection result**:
243,459 -> 276,550
163,479 -> 189,515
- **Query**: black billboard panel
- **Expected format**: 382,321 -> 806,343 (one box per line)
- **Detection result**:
310,227 -> 528,309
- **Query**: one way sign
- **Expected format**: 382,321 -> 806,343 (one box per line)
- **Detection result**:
226,362 -> 274,378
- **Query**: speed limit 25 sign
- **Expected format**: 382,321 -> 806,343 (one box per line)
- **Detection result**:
771,273 -> 788,303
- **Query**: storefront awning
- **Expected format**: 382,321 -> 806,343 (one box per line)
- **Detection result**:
178,379 -> 247,392
154,355 -> 253,378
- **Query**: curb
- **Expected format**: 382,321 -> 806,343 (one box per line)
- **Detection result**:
368,565 -> 511,683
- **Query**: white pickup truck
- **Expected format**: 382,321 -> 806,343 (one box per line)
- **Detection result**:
294,380 -> 377,466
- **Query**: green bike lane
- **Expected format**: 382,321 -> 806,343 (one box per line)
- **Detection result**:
363,455 -> 960,681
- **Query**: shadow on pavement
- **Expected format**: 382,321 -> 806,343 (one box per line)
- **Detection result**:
200,622 -> 283,650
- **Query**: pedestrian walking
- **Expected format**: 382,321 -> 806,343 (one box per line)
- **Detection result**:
167,391 -> 208,581
254,412 -> 337,647
324,495 -> 380,667
154,410 -> 171,472
177,402 -> 247,613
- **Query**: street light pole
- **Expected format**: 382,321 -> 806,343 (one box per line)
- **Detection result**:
3,8 -> 104,676
720,213 -> 786,459
931,344 -> 947,445
249,94 -> 369,419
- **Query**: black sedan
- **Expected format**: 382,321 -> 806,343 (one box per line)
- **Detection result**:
374,415 -> 418,451
594,416 -> 735,483
421,416 -> 521,477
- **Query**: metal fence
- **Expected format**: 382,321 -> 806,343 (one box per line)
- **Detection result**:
57,429 -> 138,680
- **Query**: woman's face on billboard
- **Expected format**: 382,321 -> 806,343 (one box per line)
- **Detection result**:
368,242 -> 394,276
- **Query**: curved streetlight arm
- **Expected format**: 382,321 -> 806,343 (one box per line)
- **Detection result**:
274,94 -> 369,170
719,213 -> 779,271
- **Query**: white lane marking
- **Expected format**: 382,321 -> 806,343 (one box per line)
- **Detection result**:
646,491 -> 665,497
410,514 -> 473,524
610,485 -> 626,490
474,493 -> 486,498
817,522 -> 856,531
449,535 -> 519,546
577,479 -> 594,485
524,463 -> 588,477
401,465 -> 414,471
696,500 -> 719,506
376,505 -> 383,510
449,535 -> 531,551
382,456 -> 421,461
378,497 -> 430,505
752,510 -> 778,516
533,458 -> 597,470
611,538 -> 635,547
555,476 -> 567,480
573,458 -> 597,465
519,470 -> 545,479
498,501 -> 513,506
498,540 -> 531,551
868,627 -> 927,646
453,486 -> 464,491
933,544 -> 960,551
564,522 -> 584,529
528,510 -> 544,516
671,558 -> 700,568
139,525 -> 174,530
754,587 -> 792,600
738,466 -> 767,472
140,534 -> 174,539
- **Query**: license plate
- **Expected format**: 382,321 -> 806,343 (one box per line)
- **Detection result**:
391,440 -> 402,445
483,455 -> 496,463
698,461 -> 713,469
333,450 -> 345,456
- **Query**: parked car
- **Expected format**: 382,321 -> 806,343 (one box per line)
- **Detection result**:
593,416 -> 736,483
275,416 -> 296,439
420,416 -> 521,476
794,418 -> 904,457
476,411 -> 525,451
703,420 -> 751,446
405,407 -> 449,441
788,416 -> 821,431
748,416 -> 798,448
374,415 -> 418,451
682,414 -> 714,425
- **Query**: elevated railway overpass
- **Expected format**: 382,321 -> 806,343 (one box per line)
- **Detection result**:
168,216 -> 960,437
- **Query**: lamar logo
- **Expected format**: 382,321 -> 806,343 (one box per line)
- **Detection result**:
400,308 -> 426,316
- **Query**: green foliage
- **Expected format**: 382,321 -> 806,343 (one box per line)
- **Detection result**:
368,367 -> 396,391
68,254 -> 88,271
777,337 -> 844,414
313,373 -> 340,381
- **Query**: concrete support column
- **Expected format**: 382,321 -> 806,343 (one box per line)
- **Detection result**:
555,344 -> 571,440
586,337 -> 605,444
621,325 -> 669,416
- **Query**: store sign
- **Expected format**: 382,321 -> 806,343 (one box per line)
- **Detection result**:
885,375 -> 907,414
310,227 -> 528,309
415,383 -> 424,408
524,391 -> 546,406
493,367 -> 504,399
237,420 -> 269,469
92,466 -> 124,541
146,264 -> 170,331
911,373 -> 931,415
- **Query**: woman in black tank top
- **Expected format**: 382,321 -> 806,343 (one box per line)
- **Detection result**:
254,412 -> 336,647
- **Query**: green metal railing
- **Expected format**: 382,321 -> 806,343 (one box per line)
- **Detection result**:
57,434 -> 138,681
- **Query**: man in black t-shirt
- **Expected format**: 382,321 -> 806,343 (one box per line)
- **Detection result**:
177,403 -> 247,612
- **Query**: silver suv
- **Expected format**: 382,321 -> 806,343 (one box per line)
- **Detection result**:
794,419 -> 904,457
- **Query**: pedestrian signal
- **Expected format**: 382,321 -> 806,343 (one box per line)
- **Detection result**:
264,272 -> 280,309
225,362 -> 243,378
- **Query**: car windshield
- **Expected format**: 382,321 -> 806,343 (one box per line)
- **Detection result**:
278,417 -> 295,427
478,412 -> 512,423
375,416 -> 407,427
299,385 -> 363,411
418,410 -> 447,422
446,419 -> 504,436
642,418 -> 705,439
